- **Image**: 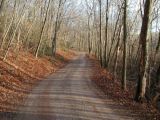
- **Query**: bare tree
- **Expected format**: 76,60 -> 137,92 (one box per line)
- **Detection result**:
103,0 -> 109,68
135,0 -> 153,102
35,0 -> 51,58
98,0 -> 102,66
52,0 -> 67,56
122,0 -> 127,90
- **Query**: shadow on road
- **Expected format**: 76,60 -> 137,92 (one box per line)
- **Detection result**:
0,112 -> 56,120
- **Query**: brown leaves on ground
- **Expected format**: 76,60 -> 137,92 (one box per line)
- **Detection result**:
89,55 -> 160,120
0,50 -> 75,112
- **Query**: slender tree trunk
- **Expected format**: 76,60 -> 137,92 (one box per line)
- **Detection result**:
35,0 -> 51,58
152,65 -> 160,106
99,0 -> 103,66
122,0 -> 127,90
3,12 -> 26,61
24,17 -> 36,50
110,25 -> 122,66
87,16 -> 91,54
52,0 -> 64,57
0,0 -> 17,50
103,0 -> 109,68
153,30 -> 160,62
113,26 -> 122,80
52,31 -> 57,56
106,8 -> 122,67
15,28 -> 21,52
0,17 -> 14,50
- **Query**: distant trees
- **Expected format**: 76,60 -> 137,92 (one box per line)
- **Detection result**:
77,0 -> 159,104
0,0 -> 72,59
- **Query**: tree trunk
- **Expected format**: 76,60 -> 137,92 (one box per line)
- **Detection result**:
152,65 -> 160,107
106,8 -> 122,67
122,0 -> 127,90
99,0 -> 103,66
35,0 -> 51,58
52,32 -> 57,57
3,12 -> 25,61
51,0 -> 64,57
113,26 -> 122,80
154,30 -> 160,61
0,0 -> 5,14
135,0 -> 152,102
87,16 -> 91,54
103,0 -> 109,68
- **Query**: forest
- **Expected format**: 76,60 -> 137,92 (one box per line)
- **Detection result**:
0,0 -> 160,119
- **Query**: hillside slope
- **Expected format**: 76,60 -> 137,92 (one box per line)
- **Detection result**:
0,50 -> 75,112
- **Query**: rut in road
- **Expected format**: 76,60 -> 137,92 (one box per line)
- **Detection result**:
8,53 -> 135,120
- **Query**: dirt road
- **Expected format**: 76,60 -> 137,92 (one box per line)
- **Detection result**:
2,53 -> 136,120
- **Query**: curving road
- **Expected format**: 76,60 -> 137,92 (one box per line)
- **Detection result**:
4,53 -> 136,120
